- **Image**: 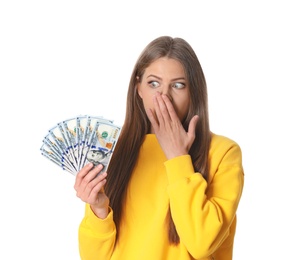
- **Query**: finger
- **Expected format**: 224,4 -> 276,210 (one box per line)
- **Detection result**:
76,162 -> 94,179
85,172 -> 107,193
74,162 -> 94,189
161,94 -> 180,122
74,163 -> 103,190
153,93 -> 165,125
188,115 -> 199,136
89,175 -> 107,198
85,172 -> 107,198
146,107 -> 159,129
82,164 -> 104,185
77,171 -> 107,200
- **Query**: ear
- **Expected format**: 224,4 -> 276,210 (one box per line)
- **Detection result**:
137,83 -> 143,98
136,76 -> 143,98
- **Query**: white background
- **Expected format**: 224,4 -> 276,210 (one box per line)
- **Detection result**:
1,1 -> 284,259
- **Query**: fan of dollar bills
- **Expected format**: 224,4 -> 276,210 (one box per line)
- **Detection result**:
40,115 -> 121,176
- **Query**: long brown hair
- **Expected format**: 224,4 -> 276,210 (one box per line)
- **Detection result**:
105,36 -> 211,244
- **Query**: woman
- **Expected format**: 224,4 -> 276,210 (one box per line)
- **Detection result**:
74,36 -> 244,260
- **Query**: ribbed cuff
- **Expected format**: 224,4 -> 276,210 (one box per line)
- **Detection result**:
164,155 -> 195,184
85,205 -> 115,234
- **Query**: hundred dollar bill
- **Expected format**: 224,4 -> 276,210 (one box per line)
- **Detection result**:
78,116 -> 114,170
61,117 -> 81,171
40,143 -> 75,175
40,115 -> 121,176
80,120 -> 121,174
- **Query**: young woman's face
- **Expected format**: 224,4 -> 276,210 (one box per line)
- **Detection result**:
137,57 -> 190,123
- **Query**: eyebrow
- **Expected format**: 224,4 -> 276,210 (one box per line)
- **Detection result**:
146,74 -> 186,81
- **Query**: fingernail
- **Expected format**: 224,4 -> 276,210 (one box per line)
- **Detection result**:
97,163 -> 103,169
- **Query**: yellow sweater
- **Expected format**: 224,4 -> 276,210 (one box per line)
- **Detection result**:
78,133 -> 244,260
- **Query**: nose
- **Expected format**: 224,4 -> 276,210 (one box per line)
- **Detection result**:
161,86 -> 173,102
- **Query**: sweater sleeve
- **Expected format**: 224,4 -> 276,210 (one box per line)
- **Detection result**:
165,139 -> 244,259
78,204 -> 116,260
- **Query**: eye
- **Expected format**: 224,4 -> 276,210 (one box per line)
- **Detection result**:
148,81 -> 160,88
172,82 -> 186,89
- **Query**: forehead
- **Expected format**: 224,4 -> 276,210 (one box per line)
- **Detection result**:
144,57 -> 185,77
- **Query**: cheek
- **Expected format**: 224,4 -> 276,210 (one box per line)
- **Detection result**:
173,97 -> 190,120
140,92 -> 155,110
141,97 -> 153,111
